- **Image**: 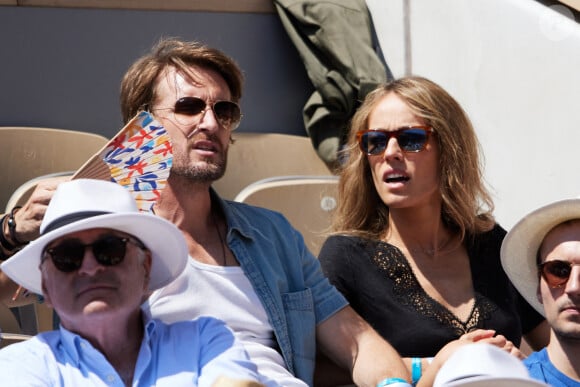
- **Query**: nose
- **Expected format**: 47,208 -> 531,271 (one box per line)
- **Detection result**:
77,248 -> 104,276
186,106 -> 220,139
382,136 -> 403,160
197,106 -> 220,131
565,264 -> 580,295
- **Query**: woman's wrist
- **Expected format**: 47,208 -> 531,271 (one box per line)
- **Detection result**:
411,357 -> 423,386
377,378 -> 412,387
402,357 -> 434,387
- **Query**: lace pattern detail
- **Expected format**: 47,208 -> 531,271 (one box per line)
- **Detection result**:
372,241 -> 497,336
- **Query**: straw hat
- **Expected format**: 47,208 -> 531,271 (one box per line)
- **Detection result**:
500,197 -> 580,315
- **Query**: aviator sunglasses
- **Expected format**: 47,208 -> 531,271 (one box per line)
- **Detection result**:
538,260 -> 580,289
42,235 -> 146,273
154,96 -> 242,130
357,126 -> 433,155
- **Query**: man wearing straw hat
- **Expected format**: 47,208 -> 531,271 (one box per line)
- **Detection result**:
0,179 -> 263,386
501,197 -> 580,386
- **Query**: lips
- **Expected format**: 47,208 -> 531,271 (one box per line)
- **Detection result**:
75,276 -> 118,297
561,305 -> 580,313
193,140 -> 218,152
384,171 -> 410,183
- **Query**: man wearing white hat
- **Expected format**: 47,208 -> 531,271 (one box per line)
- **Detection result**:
501,197 -> 580,386
0,179 -> 263,386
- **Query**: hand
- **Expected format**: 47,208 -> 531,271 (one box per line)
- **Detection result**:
464,331 -> 524,360
455,329 -> 523,359
418,329 -> 524,387
11,176 -> 70,243
428,329 -> 496,370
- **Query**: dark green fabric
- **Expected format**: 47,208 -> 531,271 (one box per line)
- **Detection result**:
274,0 -> 390,165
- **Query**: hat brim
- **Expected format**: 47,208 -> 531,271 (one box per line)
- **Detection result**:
1,212 -> 187,295
443,377 -> 547,387
501,198 -> 580,315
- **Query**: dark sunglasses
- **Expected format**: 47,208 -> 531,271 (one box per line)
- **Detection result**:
42,235 -> 146,273
538,260 -> 580,288
154,96 -> 241,130
356,126 -> 433,155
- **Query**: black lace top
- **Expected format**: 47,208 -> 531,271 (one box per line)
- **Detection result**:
318,224 -> 544,357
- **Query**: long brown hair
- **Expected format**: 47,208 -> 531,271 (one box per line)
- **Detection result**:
332,76 -> 494,241
120,37 -> 243,124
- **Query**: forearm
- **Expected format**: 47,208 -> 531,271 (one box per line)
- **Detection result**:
0,270 -> 20,304
0,177 -> 67,306
0,210 -> 36,307
317,307 -> 410,387
350,330 -> 410,387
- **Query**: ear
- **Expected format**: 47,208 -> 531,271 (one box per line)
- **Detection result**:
41,279 -> 53,308
142,252 -> 152,291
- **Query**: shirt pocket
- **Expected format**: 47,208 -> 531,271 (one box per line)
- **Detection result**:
282,288 -> 316,363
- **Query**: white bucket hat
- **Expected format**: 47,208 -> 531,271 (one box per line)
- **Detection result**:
500,197 -> 580,315
1,179 -> 187,295
434,343 -> 548,387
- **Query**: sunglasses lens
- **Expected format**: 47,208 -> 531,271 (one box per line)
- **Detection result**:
397,129 -> 429,152
359,128 -> 430,155
46,241 -> 86,272
541,260 -> 571,288
174,97 -> 206,116
214,101 -> 241,130
360,131 -> 388,155
44,236 -> 129,273
92,236 -> 127,266
170,97 -> 241,130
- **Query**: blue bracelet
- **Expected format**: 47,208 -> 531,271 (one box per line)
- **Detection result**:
377,378 -> 413,387
411,357 -> 421,386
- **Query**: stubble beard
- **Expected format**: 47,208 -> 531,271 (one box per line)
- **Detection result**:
171,154 -> 227,183
552,314 -> 580,342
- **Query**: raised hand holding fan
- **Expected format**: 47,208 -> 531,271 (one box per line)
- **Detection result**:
8,111 -> 173,301
74,111 -> 172,212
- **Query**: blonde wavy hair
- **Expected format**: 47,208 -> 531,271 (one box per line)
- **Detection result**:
332,76 -> 495,241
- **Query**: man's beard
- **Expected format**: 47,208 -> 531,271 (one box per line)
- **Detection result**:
554,328 -> 580,342
552,312 -> 580,342
170,155 -> 227,183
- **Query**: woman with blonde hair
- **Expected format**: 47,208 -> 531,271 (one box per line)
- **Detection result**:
318,76 -> 549,382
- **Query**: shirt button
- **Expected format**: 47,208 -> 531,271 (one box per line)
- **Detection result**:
106,374 -> 115,383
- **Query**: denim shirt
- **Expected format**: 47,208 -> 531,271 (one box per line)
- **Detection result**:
214,190 -> 348,384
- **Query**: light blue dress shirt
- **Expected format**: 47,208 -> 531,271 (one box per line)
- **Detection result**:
0,315 -> 261,386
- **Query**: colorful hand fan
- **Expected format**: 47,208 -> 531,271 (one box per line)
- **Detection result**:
73,111 -> 172,212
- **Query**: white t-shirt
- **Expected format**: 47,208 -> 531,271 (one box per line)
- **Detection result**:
143,259 -> 307,387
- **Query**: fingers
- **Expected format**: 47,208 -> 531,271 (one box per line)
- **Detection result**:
474,335 -> 525,360
12,176 -> 70,242
429,332 -> 526,380
459,329 -> 496,342
431,332 -> 493,368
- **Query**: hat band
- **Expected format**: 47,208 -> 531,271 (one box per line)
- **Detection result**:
42,211 -> 110,234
